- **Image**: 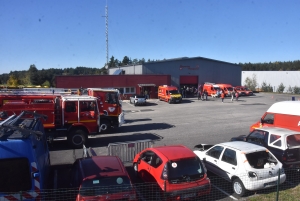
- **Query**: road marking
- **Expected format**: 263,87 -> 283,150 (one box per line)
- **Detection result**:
211,183 -> 238,200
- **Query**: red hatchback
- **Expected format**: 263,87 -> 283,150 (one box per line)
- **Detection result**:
70,155 -> 137,201
133,145 -> 211,200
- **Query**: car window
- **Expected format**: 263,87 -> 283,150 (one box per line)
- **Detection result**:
141,151 -> 155,164
262,113 -> 274,124
221,148 -> 237,166
206,145 -> 224,159
269,134 -> 282,147
167,157 -> 204,182
286,134 -> 300,148
247,130 -> 268,145
136,95 -> 145,98
80,176 -> 132,196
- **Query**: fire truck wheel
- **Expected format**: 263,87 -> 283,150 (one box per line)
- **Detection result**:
100,120 -> 111,133
68,129 -> 87,149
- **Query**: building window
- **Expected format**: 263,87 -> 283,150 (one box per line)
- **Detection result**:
117,87 -> 135,94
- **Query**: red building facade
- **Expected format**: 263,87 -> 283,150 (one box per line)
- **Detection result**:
55,75 -> 171,99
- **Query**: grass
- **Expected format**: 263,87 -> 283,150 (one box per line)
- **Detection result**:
248,185 -> 300,201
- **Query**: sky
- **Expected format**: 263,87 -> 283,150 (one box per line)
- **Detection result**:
0,0 -> 300,74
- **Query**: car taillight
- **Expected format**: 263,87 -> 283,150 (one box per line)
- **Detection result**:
161,163 -> 168,180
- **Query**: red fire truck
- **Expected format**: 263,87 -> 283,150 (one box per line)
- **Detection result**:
0,88 -> 124,148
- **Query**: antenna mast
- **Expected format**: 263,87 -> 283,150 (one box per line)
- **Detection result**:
105,3 -> 109,68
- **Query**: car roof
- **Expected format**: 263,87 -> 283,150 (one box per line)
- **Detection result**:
255,127 -> 300,137
151,145 -> 195,160
218,141 -> 266,153
78,156 -> 127,179
267,101 -> 300,116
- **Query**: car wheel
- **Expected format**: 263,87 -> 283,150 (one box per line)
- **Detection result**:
233,178 -> 246,197
100,119 -> 111,134
68,129 -> 87,149
133,163 -> 138,177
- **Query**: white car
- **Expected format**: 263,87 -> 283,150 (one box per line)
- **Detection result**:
193,141 -> 286,197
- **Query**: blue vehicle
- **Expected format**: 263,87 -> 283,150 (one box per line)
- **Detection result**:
0,111 -> 50,201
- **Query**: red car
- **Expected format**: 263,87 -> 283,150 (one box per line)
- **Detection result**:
133,145 -> 211,200
70,155 -> 137,201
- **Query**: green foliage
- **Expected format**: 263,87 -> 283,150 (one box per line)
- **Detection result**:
42,80 -> 51,87
287,85 -> 293,93
244,74 -> 257,91
7,74 -> 19,87
294,86 -> 300,94
261,81 -> 273,92
240,60 -> 300,71
276,83 -> 285,93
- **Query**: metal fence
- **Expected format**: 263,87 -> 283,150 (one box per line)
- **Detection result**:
107,139 -> 154,163
1,168 -> 300,201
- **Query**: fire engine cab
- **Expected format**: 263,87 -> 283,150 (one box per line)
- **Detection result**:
0,88 -> 124,148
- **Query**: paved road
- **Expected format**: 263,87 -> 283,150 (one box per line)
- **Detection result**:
48,92 -> 298,200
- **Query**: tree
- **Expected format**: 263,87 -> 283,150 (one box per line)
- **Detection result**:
108,56 -> 115,68
287,85 -> 293,93
276,83 -> 285,93
122,56 -> 130,66
244,74 -> 257,91
7,74 -> 19,87
293,86 -> 300,94
42,80 -> 51,87
28,64 -> 39,85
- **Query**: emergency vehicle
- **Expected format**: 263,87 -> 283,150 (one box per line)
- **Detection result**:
0,112 -> 50,201
158,85 -> 182,103
250,101 -> 300,132
217,84 -> 234,96
202,82 -> 221,96
0,88 -> 124,148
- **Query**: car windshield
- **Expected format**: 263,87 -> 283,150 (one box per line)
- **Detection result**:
169,90 -> 180,94
167,157 -> 204,182
286,134 -> 300,148
246,151 -> 278,169
80,176 -> 132,196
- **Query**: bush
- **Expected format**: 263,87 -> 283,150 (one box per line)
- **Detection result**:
276,83 -> 285,93
261,81 -> 273,92
294,86 -> 300,94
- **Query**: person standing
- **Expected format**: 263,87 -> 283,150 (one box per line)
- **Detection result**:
231,90 -> 234,102
144,89 -> 148,99
235,90 -> 239,101
221,90 -> 225,103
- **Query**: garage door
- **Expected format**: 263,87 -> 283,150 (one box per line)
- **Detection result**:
180,76 -> 198,84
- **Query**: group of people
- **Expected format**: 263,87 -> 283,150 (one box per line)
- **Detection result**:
181,86 -> 198,98
219,89 -> 240,103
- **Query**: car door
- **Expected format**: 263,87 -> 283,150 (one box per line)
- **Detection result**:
204,145 -> 224,176
138,151 -> 155,182
218,148 -> 238,181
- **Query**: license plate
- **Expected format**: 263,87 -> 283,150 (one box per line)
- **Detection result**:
182,193 -> 196,199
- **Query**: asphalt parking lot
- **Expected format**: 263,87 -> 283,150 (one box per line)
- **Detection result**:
48,92 -> 298,200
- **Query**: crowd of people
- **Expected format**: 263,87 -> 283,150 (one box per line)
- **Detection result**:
180,86 -> 241,103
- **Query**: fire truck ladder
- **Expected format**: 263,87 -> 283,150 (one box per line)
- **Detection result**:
0,111 -> 46,140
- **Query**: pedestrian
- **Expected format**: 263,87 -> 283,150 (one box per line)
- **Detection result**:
221,90 -> 225,103
231,90 -> 234,102
144,90 -> 148,99
198,90 -> 202,100
235,91 -> 239,101
203,89 -> 208,101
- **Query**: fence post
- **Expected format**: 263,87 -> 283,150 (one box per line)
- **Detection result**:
276,168 -> 280,201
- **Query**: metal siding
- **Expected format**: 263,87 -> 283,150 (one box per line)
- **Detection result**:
143,58 -> 241,87
56,75 -> 170,88
242,71 -> 300,92
108,65 -> 143,75
180,76 -> 198,84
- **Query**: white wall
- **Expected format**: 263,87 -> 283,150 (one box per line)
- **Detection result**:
241,71 -> 300,92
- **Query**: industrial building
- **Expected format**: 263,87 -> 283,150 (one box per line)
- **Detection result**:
56,57 -> 242,99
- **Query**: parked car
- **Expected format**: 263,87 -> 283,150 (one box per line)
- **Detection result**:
70,148 -> 137,201
133,145 -> 211,200
234,86 -> 246,96
194,141 -> 286,197
129,94 -> 147,106
231,127 -> 300,168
